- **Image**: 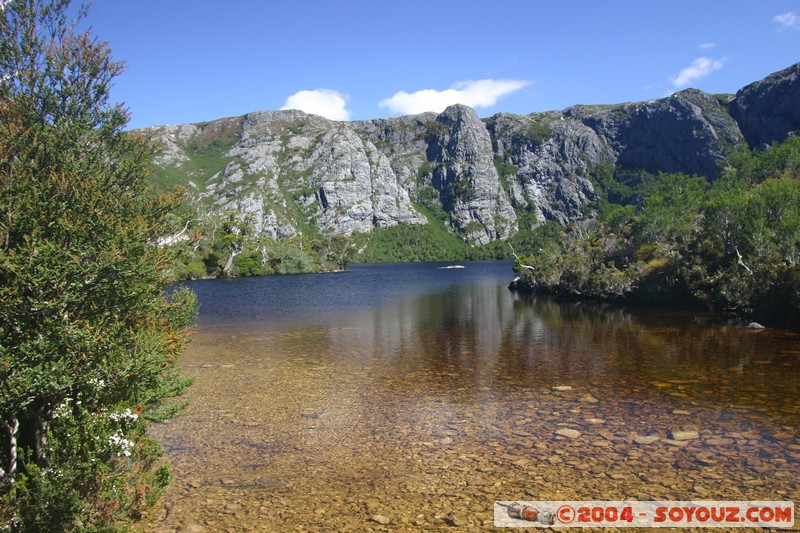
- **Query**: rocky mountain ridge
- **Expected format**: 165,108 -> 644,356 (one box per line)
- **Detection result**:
145,62 -> 800,246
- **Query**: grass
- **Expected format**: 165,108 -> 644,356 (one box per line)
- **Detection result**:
149,137 -> 239,192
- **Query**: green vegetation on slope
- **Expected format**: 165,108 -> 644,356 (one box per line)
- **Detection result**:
355,203 -> 471,263
150,136 -> 239,192
512,136 -> 800,327
163,211 -> 357,279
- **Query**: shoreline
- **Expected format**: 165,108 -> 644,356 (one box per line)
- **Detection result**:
507,277 -> 785,331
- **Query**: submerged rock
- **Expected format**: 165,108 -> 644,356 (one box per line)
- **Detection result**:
445,514 -> 467,527
669,430 -> 700,441
369,514 -> 391,525
555,428 -> 582,439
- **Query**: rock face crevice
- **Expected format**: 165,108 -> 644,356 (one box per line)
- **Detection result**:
424,105 -> 517,244
144,62 -> 800,244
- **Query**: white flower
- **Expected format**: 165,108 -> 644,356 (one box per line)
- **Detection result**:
88,377 -> 106,388
52,398 -> 72,419
107,430 -> 134,457
109,408 -> 138,424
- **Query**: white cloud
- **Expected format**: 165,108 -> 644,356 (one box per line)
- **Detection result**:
670,57 -> 726,88
775,11 -> 800,30
379,79 -> 530,115
280,89 -> 350,121
699,43 -> 716,50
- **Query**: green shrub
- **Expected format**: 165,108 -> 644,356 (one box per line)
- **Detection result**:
0,2 -> 196,528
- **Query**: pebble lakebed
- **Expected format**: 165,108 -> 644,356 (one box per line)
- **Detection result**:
142,327 -> 799,532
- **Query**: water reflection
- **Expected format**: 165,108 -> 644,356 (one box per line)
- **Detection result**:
148,263 -> 799,530
256,273 -> 800,424
501,294 -> 800,421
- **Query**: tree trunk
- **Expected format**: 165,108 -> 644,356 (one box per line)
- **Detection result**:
222,248 -> 239,276
2,417 -> 19,485
34,417 -> 49,467
509,244 -> 534,271
260,245 -> 268,267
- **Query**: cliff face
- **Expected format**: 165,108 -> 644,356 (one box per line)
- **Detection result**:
145,62 -> 800,245
486,111 -> 606,224
729,62 -> 800,149
566,89 -> 744,179
423,105 -> 517,244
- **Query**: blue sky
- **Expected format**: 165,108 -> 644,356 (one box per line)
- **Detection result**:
82,1 -> 800,129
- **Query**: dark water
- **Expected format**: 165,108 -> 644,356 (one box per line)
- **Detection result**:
188,261 -> 517,329
183,261 -> 800,423
149,261 -> 800,530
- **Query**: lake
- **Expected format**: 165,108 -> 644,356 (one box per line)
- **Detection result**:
145,261 -> 799,531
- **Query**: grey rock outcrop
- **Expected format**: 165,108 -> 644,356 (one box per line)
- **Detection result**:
144,62 -> 800,246
142,123 -> 198,166
730,62 -> 800,148
487,112 -> 606,223
192,110 -> 426,239
425,105 -> 517,244
565,89 -> 743,180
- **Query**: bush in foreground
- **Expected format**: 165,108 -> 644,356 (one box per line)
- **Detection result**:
0,1 -> 196,529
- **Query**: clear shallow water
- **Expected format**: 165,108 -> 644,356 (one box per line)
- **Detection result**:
147,262 -> 800,530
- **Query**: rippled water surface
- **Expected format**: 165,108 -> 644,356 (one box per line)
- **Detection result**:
145,262 -> 799,531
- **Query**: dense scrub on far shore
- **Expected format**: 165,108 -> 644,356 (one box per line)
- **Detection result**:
510,136 -> 800,328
